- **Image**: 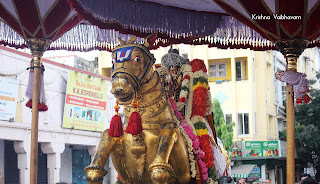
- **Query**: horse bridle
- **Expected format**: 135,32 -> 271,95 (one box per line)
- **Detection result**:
111,45 -> 155,91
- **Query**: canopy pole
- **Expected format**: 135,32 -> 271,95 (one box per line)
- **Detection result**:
276,39 -> 309,184
25,38 -> 51,184
286,59 -> 296,184
30,54 -> 41,184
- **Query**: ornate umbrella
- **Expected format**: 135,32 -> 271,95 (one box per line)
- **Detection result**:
66,0 -> 320,183
0,0 -> 82,183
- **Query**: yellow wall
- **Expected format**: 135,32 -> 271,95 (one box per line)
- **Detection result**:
98,44 -> 319,143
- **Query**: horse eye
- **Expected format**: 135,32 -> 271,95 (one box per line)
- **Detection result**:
133,56 -> 140,63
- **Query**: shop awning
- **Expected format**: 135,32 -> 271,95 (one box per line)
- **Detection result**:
231,164 -> 256,178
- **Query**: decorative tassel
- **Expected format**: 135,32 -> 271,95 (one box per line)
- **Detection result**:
25,60 -> 34,109
303,94 -> 311,103
296,98 -> 303,104
38,103 -> 48,111
38,64 -> 48,111
126,96 -> 143,135
109,101 -> 123,137
25,61 -> 48,111
26,99 -> 32,108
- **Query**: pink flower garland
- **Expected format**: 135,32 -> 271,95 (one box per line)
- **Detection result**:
169,98 -> 208,181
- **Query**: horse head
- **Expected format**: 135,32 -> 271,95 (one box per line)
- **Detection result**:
110,33 -> 157,105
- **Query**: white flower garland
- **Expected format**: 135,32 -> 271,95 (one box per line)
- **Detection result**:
191,70 -> 208,79
206,90 -> 213,115
180,90 -> 189,99
168,100 -> 197,177
181,78 -> 190,87
179,64 -> 192,105
206,178 -> 215,184
181,64 -> 197,132
190,115 -> 207,125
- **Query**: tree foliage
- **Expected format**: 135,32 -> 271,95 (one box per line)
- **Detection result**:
294,77 -> 320,163
280,72 -> 320,180
213,99 -> 235,150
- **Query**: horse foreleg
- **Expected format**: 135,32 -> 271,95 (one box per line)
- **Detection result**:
149,122 -> 178,184
85,130 -> 117,184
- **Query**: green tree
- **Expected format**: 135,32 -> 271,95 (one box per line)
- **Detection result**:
213,99 -> 235,150
280,72 -> 320,181
295,74 -> 320,181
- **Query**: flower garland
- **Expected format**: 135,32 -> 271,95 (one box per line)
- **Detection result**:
169,97 -> 207,179
188,59 -> 217,182
206,89 -> 214,116
178,64 -> 192,110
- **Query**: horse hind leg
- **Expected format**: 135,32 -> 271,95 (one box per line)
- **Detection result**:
149,122 -> 178,184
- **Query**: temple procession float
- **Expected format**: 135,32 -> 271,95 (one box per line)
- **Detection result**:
84,33 -> 231,184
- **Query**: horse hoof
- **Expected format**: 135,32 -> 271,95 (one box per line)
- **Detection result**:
150,167 -> 170,184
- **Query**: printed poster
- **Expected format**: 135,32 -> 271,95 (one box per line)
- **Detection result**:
245,141 -> 262,158
248,166 -> 261,179
63,71 -> 108,132
262,141 -> 279,157
228,141 -> 243,158
0,77 -> 19,121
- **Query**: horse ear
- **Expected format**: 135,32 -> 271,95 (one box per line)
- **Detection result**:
118,38 -> 126,45
144,33 -> 157,48
168,45 -> 173,53
127,35 -> 137,44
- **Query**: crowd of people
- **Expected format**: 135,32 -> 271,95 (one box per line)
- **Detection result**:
231,173 -> 317,184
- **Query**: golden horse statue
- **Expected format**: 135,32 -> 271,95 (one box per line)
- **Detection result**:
84,34 -> 230,184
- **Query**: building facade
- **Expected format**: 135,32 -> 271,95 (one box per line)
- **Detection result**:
99,44 -> 320,183
0,46 -> 117,184
44,55 -> 99,74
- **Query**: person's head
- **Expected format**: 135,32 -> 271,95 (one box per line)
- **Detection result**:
237,178 -> 247,184
301,177 -> 316,184
300,173 -> 312,182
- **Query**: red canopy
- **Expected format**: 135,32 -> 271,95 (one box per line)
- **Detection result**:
0,0 -> 81,41
67,0 -> 320,48
213,0 -> 320,42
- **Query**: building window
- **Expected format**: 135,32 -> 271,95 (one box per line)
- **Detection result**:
235,57 -> 247,81
209,63 -> 227,78
282,85 -> 286,106
238,113 -> 249,135
225,114 -> 232,125
208,58 -> 231,82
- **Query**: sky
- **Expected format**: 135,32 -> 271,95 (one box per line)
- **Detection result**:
17,47 -> 100,61
43,50 -> 100,60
